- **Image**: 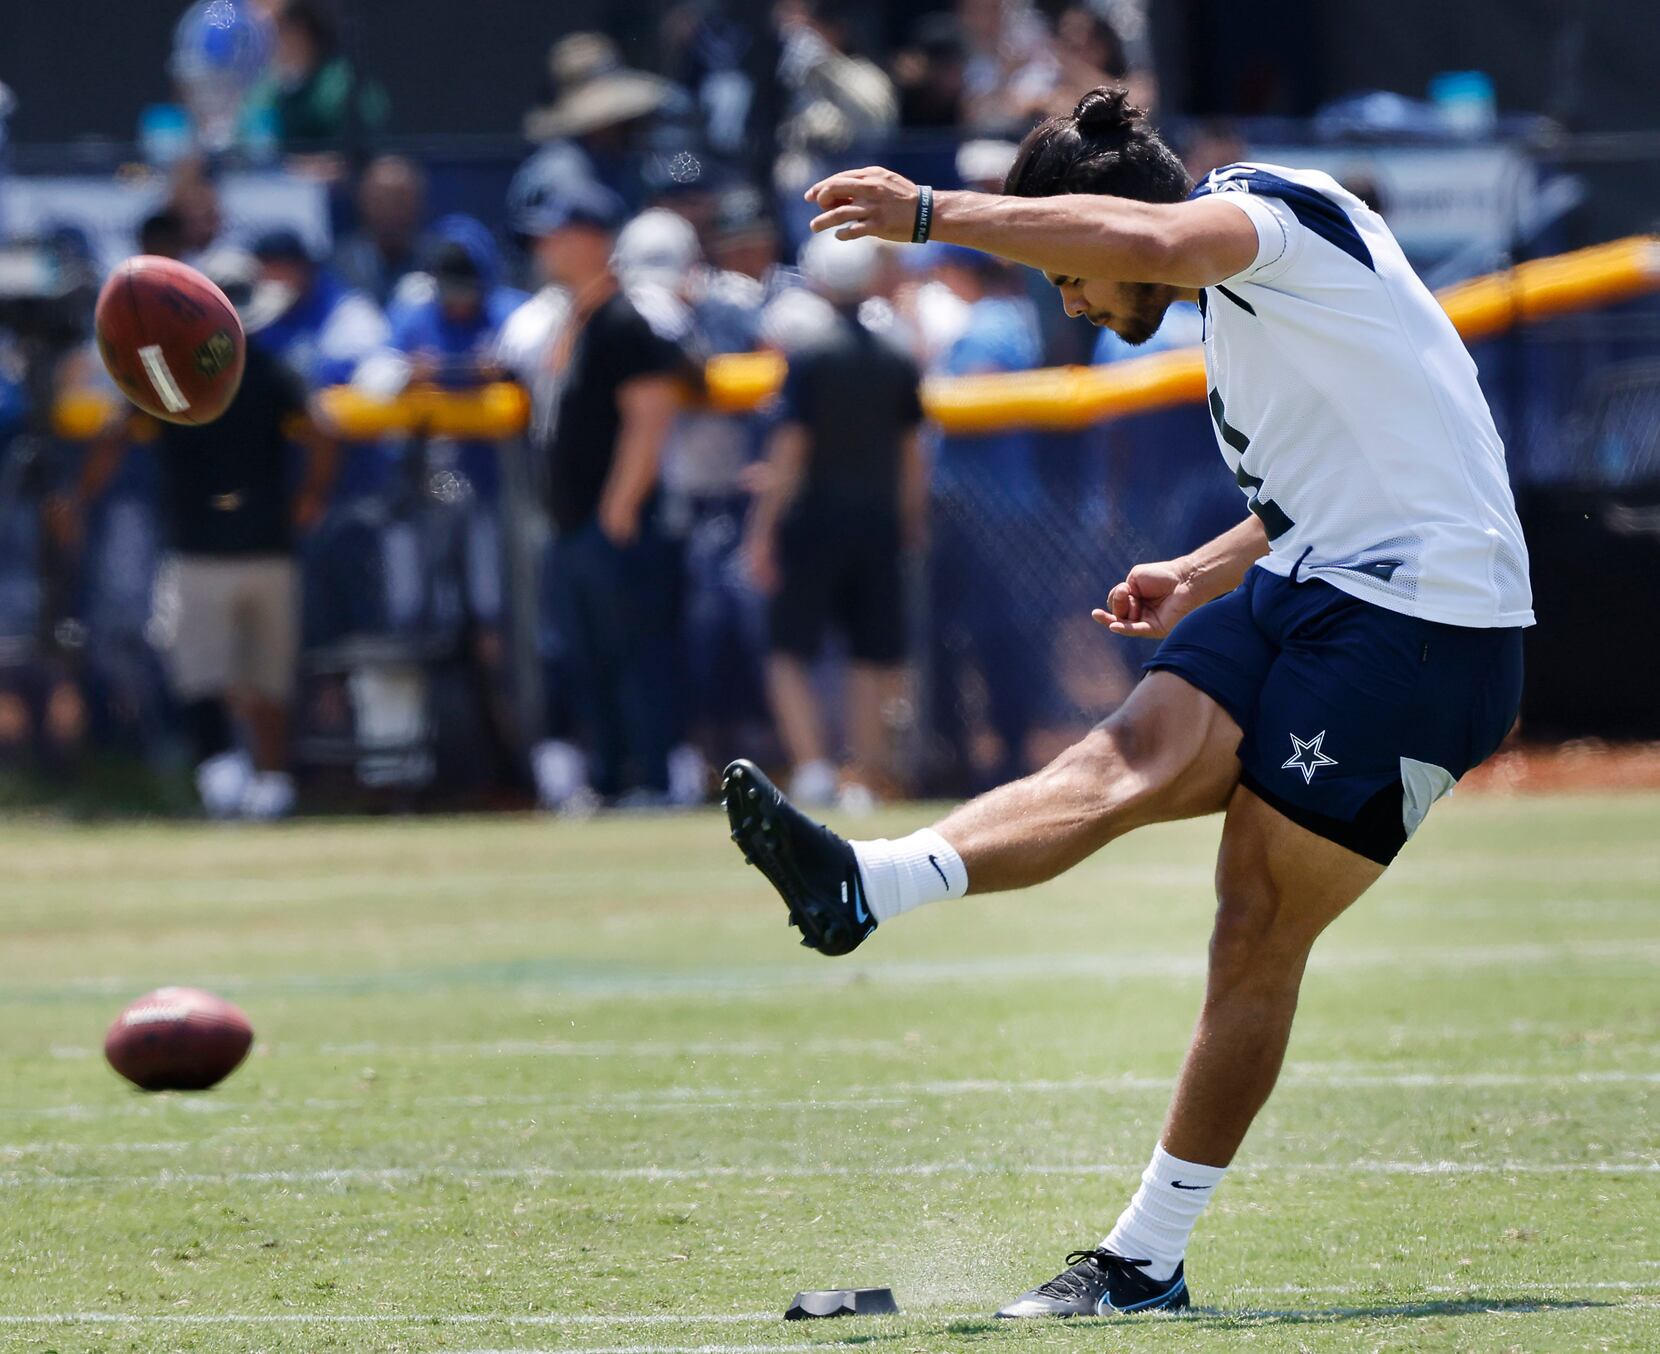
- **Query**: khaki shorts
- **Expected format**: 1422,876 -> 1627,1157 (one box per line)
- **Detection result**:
154,555 -> 299,702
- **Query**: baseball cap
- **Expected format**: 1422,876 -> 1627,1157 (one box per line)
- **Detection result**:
611,208 -> 700,289
799,231 -> 887,303
512,177 -> 628,237
249,226 -> 313,265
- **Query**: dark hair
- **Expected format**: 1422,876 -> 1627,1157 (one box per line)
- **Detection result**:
1003,87 -> 1191,204
137,209 -> 184,258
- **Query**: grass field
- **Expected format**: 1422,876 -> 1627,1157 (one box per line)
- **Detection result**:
2,793 -> 1657,1353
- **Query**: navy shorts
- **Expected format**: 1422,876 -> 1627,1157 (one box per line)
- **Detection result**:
771,506 -> 906,665
1146,569 -> 1523,865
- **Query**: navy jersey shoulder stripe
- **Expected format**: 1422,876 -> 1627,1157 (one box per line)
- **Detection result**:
1191,165 -> 1375,273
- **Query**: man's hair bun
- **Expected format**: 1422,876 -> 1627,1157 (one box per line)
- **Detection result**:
1073,86 -> 1143,138
1003,82 -> 1190,204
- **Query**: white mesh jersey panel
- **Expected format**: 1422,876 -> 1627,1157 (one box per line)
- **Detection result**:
1193,162 -> 1535,630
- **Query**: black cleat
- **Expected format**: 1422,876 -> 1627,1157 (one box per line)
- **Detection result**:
721,759 -> 874,956
995,1249 -> 1190,1318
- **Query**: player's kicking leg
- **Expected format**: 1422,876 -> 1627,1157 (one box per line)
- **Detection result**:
995,785 -> 1382,1316
723,669 -> 1242,955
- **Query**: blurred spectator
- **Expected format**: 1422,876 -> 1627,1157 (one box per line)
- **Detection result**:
893,12 -> 969,129
137,209 -> 187,261
0,320 -> 86,781
386,216 -> 525,391
924,244 -> 1051,788
169,0 -> 275,155
615,208 -> 769,799
167,161 -> 226,261
660,3 -> 767,163
247,0 -> 389,156
519,32 -> 679,212
524,32 -> 677,146
1181,119 -> 1246,182
376,214 -> 527,780
957,0 -> 1059,132
743,233 -> 926,807
1048,6 -> 1138,119
707,186 -> 793,297
250,227 -> 389,388
956,137 -> 1020,192
333,154 -> 432,307
510,182 -> 693,809
773,0 -> 898,242
775,0 -> 898,147
58,251 -> 339,819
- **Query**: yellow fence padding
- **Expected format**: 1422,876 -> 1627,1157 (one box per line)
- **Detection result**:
314,380 -> 531,441
52,235 -> 1660,442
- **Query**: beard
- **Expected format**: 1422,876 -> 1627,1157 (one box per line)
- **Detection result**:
1087,282 -> 1171,345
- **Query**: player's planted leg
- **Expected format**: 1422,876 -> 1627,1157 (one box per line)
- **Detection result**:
999,784 -> 1385,1317
996,1248 -> 1190,1318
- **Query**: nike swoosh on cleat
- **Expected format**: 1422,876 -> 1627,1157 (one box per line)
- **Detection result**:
1098,1275 -> 1186,1314
849,875 -> 871,926
927,854 -> 950,890
1170,1180 -> 1211,1190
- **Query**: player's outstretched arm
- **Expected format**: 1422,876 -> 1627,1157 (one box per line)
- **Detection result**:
804,166 -> 1258,289
1098,517 -> 1268,638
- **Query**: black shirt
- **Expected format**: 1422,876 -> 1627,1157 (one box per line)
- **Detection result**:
149,343 -> 305,557
778,314 -> 924,516
546,290 -> 688,532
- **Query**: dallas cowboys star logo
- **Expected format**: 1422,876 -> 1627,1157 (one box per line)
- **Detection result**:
1282,730 -> 1338,784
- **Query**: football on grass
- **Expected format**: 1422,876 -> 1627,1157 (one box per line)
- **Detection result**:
94,255 -> 246,424
104,987 -> 254,1091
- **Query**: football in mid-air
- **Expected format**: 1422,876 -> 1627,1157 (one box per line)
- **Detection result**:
103,986 -> 254,1092
94,255 -> 246,425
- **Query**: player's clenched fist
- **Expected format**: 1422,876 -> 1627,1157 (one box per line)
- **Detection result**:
805,167 -> 923,242
1094,558 -> 1203,639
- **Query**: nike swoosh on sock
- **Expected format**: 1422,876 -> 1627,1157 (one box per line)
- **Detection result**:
927,854 -> 950,890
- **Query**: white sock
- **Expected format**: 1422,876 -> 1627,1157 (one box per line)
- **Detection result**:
850,829 -> 968,924
1102,1144 -> 1227,1282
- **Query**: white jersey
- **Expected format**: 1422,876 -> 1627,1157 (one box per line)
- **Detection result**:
1192,162 -> 1534,629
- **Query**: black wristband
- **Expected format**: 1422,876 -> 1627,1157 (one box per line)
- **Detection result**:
911,185 -> 934,243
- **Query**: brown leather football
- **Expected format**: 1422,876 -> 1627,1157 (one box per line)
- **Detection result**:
104,987 -> 254,1092
94,255 -> 246,425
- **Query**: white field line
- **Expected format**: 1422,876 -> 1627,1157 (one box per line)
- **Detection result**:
0,1141 -> 188,1158
5,1281 -> 1658,1328
3,1158 -> 1657,1190
314,1036 -> 909,1059
8,1067 -> 1655,1124
0,1313 -> 783,1327
16,937 -> 1660,1005
44,1035 -> 910,1061
476,1346 -> 830,1354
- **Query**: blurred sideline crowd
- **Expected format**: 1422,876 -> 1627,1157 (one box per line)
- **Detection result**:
0,0 -> 1206,821
5,0 -> 1647,818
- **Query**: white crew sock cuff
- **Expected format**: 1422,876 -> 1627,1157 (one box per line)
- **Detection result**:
1102,1144 -> 1227,1282
852,828 -> 968,924
1142,1145 -> 1227,1194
